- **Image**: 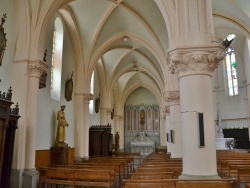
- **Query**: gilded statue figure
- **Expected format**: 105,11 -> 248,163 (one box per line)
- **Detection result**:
55,105 -> 69,146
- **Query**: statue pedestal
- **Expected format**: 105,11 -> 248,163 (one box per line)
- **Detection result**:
50,145 -> 69,165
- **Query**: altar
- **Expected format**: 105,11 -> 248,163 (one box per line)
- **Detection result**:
130,132 -> 155,155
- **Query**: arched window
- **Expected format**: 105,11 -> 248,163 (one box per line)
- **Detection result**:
225,47 -> 238,96
50,17 -> 64,101
89,71 -> 94,114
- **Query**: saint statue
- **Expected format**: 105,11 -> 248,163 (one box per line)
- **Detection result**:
115,132 -> 120,152
55,105 -> 69,147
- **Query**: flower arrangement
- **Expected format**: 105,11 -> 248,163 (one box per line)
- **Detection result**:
225,139 -> 236,150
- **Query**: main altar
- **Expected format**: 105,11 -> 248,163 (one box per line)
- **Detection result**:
130,132 -> 155,155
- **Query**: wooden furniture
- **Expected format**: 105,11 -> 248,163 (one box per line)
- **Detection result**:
89,125 -> 112,157
0,87 -> 20,188
50,146 -> 69,165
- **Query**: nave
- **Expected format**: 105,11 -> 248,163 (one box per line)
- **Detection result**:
38,150 -> 250,188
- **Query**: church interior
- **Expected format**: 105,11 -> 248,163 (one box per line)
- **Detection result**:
1,0 -> 250,187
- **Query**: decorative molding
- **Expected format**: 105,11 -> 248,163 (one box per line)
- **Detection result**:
168,46 -> 225,77
161,105 -> 170,117
28,60 -> 49,78
166,91 -> 180,104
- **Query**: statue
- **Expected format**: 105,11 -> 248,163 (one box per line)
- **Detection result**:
55,105 -> 69,147
95,94 -> 100,113
65,72 -> 73,101
115,132 -> 120,152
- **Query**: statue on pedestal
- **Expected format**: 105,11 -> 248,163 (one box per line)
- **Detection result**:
115,132 -> 120,152
55,105 -> 69,147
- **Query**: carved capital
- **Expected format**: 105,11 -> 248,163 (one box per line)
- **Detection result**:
166,91 -> 180,104
161,105 -> 170,117
28,60 -> 49,78
168,46 -> 225,77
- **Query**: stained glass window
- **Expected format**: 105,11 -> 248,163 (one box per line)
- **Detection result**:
225,48 -> 238,96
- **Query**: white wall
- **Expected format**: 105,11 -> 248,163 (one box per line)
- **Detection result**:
36,15 -> 75,149
126,87 -> 158,105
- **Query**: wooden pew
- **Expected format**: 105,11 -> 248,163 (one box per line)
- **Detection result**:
237,166 -> 250,186
74,168 -> 115,187
218,159 -> 250,176
38,168 -> 75,188
38,167 -> 116,188
123,178 -> 237,188
130,171 -> 173,179
123,179 -> 176,188
176,179 -> 237,188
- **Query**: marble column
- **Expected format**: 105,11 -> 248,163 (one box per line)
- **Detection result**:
168,46 -> 225,179
23,60 -> 48,187
166,91 -> 182,158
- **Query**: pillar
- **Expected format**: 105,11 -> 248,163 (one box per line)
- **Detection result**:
168,46 -> 225,179
74,93 -> 93,160
23,60 -> 48,187
160,106 -> 168,146
167,91 -> 182,158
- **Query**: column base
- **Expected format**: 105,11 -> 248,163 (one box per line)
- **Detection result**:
10,169 -> 23,188
179,173 -> 221,179
22,169 -> 39,188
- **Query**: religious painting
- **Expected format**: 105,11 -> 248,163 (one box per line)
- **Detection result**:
65,72 -> 73,101
0,14 -> 7,67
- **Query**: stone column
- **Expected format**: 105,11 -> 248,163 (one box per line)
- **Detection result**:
168,46 -> 225,179
23,60 -> 48,187
166,91 -> 182,158
118,115 -> 124,151
160,106 -> 168,146
100,107 -> 112,125
74,93 -> 92,159
164,106 -> 171,153
74,93 -> 93,159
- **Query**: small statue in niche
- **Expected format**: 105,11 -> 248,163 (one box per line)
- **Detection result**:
43,49 -> 47,62
111,105 -> 114,120
95,93 -> 100,113
65,72 -> 73,101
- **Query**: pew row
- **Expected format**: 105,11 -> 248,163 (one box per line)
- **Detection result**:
38,167 -> 116,188
123,178 -> 237,188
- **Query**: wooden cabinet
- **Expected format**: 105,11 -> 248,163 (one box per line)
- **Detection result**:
0,88 -> 20,188
89,125 -> 112,157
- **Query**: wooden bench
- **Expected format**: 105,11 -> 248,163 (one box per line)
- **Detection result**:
123,179 -> 176,188
176,179 -> 237,188
218,159 -> 250,176
74,168 -> 115,187
38,168 -> 75,188
123,178 -> 237,188
237,166 -> 250,186
38,167 -> 116,188
130,171 -> 173,179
